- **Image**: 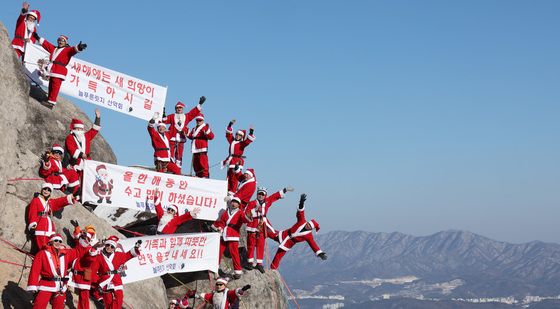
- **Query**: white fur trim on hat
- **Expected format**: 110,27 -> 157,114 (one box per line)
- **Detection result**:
168,204 -> 179,214
41,183 -> 54,191
216,277 -> 228,285
230,197 -> 241,204
49,234 -> 63,242
52,145 -> 64,153
236,130 -> 245,136
257,187 -> 267,195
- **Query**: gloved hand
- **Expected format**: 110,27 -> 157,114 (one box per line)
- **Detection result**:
41,151 -> 49,162
77,41 -> 87,51
199,96 -> 206,105
162,107 -> 166,118
234,162 -> 241,172
318,252 -> 328,260
135,240 -> 142,248
32,32 -> 40,41
249,128 -> 254,135
284,187 -> 294,193
228,119 -> 236,127
70,220 -> 80,228
242,284 -> 251,291
186,289 -> 196,298
299,194 -> 307,209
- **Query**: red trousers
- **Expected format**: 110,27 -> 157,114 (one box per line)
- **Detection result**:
192,152 -> 210,178
76,288 -> 90,309
102,290 -> 124,309
156,161 -> 181,175
44,170 -> 80,194
33,235 -> 49,252
270,237 -> 322,269
32,290 -> 65,309
219,240 -> 243,274
169,141 -> 185,167
246,231 -> 274,265
47,77 -> 63,105
226,168 -> 239,194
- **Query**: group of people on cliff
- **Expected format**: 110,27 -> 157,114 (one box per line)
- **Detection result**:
13,2 -> 327,309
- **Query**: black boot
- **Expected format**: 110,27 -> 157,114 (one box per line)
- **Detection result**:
256,264 -> 265,274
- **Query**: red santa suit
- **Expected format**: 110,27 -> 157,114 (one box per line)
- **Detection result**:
198,285 -> 246,309
233,168 -> 257,207
162,102 -> 202,168
38,144 -> 80,194
12,8 -> 40,57
27,234 -> 91,309
223,127 -> 255,194
270,206 -> 323,270
65,118 -> 100,173
69,227 -> 99,309
27,187 -> 75,249
212,199 -> 253,276
148,120 -> 181,175
90,236 -> 140,309
246,189 -> 286,266
39,36 -> 82,106
186,114 -> 214,178
155,197 -> 194,234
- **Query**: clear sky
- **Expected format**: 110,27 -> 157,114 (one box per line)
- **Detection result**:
2,1 -> 559,244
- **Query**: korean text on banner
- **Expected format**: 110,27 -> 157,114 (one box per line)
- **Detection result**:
82,160 -> 228,221
23,42 -> 167,121
119,233 -> 220,284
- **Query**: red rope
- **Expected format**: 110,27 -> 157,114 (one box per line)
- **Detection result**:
112,226 -> 146,237
0,259 -> 30,268
0,237 -> 34,258
278,272 -> 300,309
7,177 -> 43,182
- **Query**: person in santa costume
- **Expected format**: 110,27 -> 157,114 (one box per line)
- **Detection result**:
65,109 -> 101,176
269,194 -> 327,270
222,119 -> 255,194
195,277 -> 251,309
69,221 -> 102,309
90,236 -> 142,309
11,2 -> 40,58
186,113 -> 214,178
153,188 -> 200,234
38,143 -> 80,195
162,96 -> 206,169
148,112 -> 181,174
92,164 -> 113,204
26,233 -> 92,309
33,33 -> 87,107
245,186 -> 294,273
230,166 -> 257,208
211,197 -> 253,279
27,182 -> 76,251
168,289 -> 196,309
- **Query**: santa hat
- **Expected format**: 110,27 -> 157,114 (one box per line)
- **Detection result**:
27,10 -> 41,24
58,35 -> 69,42
49,233 -> 63,243
195,114 -> 205,121
105,235 -> 119,248
167,204 -> 179,214
175,102 -> 185,108
96,164 -> 107,173
169,299 -> 178,305
236,130 -> 246,137
157,121 -> 167,129
244,168 -> 255,179
70,118 -> 84,130
308,219 -> 320,232
230,197 -> 241,205
51,144 -> 64,154
41,182 -> 53,191
216,277 -> 229,285
257,187 -> 267,195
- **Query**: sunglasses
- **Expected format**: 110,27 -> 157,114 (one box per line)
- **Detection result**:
52,239 -> 63,243
105,244 -> 115,249
215,283 -> 225,286
42,188 -> 52,192
52,151 -> 63,156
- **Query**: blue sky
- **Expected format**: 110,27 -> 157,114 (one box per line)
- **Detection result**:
2,1 -> 559,243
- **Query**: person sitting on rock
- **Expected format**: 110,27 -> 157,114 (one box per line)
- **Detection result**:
65,109 -> 101,178
11,2 -> 40,58
32,33 -> 87,107
168,289 -> 195,309
26,232 -> 92,309
222,120 -> 255,195
194,277 -> 251,309
148,112 -> 181,175
38,143 -> 80,195
153,188 -> 200,234
27,182 -> 76,251
269,194 -> 327,270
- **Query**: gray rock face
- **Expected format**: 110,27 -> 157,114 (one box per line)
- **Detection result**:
0,21 -> 288,308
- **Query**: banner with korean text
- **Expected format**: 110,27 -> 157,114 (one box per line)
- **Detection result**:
82,160 -> 227,221
23,42 -> 167,120
119,233 -> 220,283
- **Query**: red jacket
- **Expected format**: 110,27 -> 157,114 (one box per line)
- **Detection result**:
162,104 -> 201,143
70,228 -> 100,289
39,38 -> 80,80
27,241 -> 91,293
233,172 -> 256,206
246,190 -> 285,233
276,207 -> 321,252
90,248 -> 139,291
155,198 -> 194,234
187,122 -> 214,153
223,126 -> 255,169
200,288 -> 245,309
65,126 -> 100,171
148,123 -> 173,161
11,10 -> 37,53
213,207 -> 252,242
27,194 -> 74,237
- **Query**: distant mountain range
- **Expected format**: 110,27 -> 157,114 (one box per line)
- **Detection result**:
277,230 -> 560,308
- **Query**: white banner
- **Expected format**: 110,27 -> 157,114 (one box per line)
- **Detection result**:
82,160 -> 228,221
119,233 -> 220,284
23,42 -> 167,121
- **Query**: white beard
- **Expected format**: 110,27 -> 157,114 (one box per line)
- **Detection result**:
26,21 -> 36,33
157,213 -> 175,232
72,130 -> 86,149
212,290 -> 227,309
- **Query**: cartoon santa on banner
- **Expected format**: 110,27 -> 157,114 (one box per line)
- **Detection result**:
92,164 -> 113,204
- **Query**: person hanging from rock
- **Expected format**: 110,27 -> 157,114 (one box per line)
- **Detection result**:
168,289 -> 196,309
222,120 -> 255,195
27,182 -> 76,251
269,194 -> 327,270
69,221 -> 102,309
32,33 -> 87,107
148,112 -> 181,174
38,143 -> 81,195
26,232 -> 92,309
245,186 -> 294,273
90,236 -> 142,309
194,277 -> 251,309
11,2 -> 40,58
161,96 -> 205,170
230,165 -> 257,208
153,188 -> 201,234
186,113 -> 214,178
211,197 -> 253,279
65,109 -> 101,179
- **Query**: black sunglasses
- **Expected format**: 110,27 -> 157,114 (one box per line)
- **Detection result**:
52,239 -> 63,243
42,187 -> 52,192
215,283 -> 225,286
105,244 -> 115,249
